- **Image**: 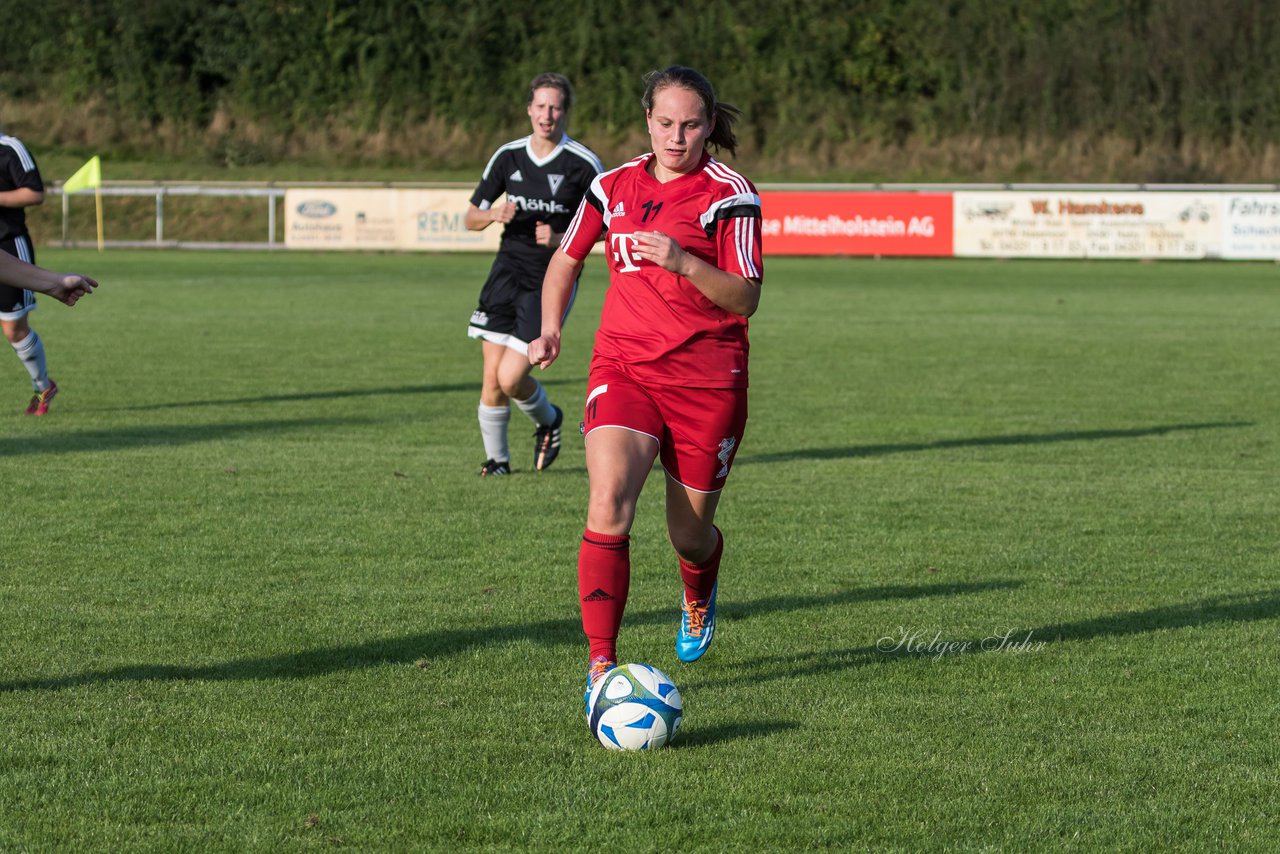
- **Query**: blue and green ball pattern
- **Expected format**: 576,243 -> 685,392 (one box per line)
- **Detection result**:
587,663 -> 683,750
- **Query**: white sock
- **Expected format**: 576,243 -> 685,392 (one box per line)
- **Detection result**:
513,380 -> 556,426
12,331 -> 49,391
478,403 -> 511,463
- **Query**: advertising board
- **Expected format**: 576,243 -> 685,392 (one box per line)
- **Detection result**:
760,192 -> 953,256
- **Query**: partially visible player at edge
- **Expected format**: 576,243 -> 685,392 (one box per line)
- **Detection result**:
0,252 -> 97,304
0,130 -> 59,415
464,72 -> 603,476
527,66 -> 763,706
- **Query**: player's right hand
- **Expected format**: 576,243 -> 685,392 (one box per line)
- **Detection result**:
527,334 -> 560,370
492,201 -> 517,224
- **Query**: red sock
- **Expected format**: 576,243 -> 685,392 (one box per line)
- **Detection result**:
679,526 -> 723,604
579,529 -> 630,662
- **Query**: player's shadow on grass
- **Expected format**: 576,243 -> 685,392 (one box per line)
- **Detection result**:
675,719 -> 801,748
0,580 -> 1017,693
737,421 -> 1252,465
684,588 -> 1280,692
97,377 -> 585,412
0,416 -> 380,457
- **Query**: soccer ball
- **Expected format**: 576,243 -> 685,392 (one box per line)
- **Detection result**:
587,663 -> 683,750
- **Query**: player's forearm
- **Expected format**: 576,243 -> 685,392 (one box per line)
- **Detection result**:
678,254 -> 761,317
0,252 -> 61,291
0,187 -> 44,208
540,250 -> 582,336
464,205 -> 497,231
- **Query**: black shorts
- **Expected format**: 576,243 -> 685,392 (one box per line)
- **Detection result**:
0,234 -> 37,320
466,253 -> 576,354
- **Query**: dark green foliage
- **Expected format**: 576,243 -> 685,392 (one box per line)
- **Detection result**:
4,0 -> 1279,159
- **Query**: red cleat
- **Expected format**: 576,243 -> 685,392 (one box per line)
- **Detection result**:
25,379 -> 57,416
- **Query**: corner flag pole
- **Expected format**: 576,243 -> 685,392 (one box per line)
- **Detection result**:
62,156 -> 103,251
94,185 -> 104,251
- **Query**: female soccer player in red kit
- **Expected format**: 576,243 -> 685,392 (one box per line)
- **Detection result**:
527,66 -> 763,706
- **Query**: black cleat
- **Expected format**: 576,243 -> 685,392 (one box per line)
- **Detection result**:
479,459 -> 511,477
534,405 -> 564,472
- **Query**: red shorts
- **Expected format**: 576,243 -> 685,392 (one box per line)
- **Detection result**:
584,363 -> 748,493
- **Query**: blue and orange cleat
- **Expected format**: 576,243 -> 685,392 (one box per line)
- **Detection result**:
676,581 -> 717,662
583,655 -> 616,719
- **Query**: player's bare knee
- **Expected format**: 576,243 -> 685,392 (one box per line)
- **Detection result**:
2,319 -> 30,343
501,375 -> 532,399
479,378 -> 508,406
669,525 -> 717,564
586,493 -> 636,535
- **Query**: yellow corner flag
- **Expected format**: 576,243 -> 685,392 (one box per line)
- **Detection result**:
63,155 -> 101,193
63,156 -> 104,251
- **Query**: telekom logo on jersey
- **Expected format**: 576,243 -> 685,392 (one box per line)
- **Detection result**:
609,233 -> 644,272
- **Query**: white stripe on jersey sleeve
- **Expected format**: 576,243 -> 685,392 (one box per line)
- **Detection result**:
563,138 -> 605,173
699,191 -> 763,232
0,135 -> 36,172
732,215 -> 744,278
734,215 -> 761,280
705,158 -> 751,195
702,159 -> 761,279
561,174 -> 608,252
480,137 -> 531,180
561,195 -> 594,250
563,157 -> 648,253
598,157 -> 648,229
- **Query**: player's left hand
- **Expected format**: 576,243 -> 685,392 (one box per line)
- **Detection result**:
534,221 -> 555,247
631,231 -> 688,275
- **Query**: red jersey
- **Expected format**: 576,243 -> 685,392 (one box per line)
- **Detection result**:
560,151 -> 763,389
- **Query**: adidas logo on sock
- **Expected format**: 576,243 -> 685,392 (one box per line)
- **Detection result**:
582,588 -> 615,602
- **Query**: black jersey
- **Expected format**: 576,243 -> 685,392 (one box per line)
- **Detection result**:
470,134 -> 602,268
0,135 -> 43,243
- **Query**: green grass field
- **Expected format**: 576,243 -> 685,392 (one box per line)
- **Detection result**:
2,251 -> 1278,850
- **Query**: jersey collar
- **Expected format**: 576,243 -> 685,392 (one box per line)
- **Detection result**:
641,150 -> 711,186
524,134 -> 569,167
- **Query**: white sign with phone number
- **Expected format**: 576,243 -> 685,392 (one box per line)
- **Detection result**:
953,191 -> 1225,259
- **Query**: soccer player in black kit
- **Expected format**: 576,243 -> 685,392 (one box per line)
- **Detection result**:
464,73 -> 602,475
0,131 -> 56,415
